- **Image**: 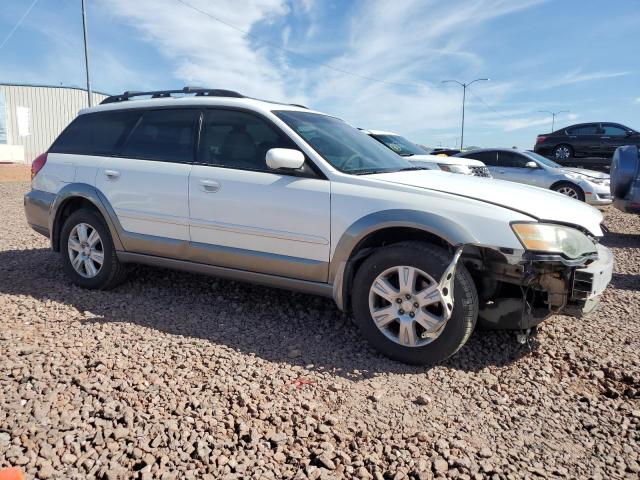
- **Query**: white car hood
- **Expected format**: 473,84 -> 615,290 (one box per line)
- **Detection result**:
558,167 -> 610,180
408,154 -> 484,167
368,170 -> 604,236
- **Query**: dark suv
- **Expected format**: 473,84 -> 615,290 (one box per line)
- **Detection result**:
534,122 -> 640,166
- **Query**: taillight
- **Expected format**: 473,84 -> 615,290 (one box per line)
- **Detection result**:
31,152 -> 48,180
536,135 -> 547,144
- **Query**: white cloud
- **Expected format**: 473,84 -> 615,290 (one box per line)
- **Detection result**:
533,69 -> 630,90
100,0 -> 295,101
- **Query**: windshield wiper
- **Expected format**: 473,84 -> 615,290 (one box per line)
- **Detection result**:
348,168 -> 391,175
395,166 -> 426,172
399,153 -> 415,157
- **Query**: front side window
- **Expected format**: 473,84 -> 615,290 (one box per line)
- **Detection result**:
275,111 -> 413,174
524,151 -> 561,168
51,110 -> 141,155
567,124 -> 599,135
369,134 -> 425,156
199,110 -> 294,172
602,124 -> 627,136
499,151 -> 528,168
121,109 -> 197,162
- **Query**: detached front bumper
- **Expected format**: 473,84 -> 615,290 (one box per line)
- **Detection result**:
478,244 -> 614,329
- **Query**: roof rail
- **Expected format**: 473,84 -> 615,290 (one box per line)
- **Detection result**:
100,87 -> 244,104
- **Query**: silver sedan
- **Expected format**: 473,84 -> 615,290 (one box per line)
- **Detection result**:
456,148 -> 611,205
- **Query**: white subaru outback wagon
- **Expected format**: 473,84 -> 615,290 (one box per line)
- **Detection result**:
24,87 -> 614,365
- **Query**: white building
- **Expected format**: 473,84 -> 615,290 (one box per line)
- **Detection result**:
0,83 -> 107,164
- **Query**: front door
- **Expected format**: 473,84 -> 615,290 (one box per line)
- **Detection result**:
96,108 -> 197,244
496,151 -> 548,187
600,123 -> 633,158
188,109 -> 330,282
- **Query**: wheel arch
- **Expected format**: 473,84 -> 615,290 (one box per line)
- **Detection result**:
329,210 -> 478,312
50,183 -> 124,252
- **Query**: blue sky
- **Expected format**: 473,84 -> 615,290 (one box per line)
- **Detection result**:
1,0 -> 638,149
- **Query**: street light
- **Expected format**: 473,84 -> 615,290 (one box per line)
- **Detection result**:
538,110 -> 569,132
81,0 -> 92,107
442,78 -> 489,149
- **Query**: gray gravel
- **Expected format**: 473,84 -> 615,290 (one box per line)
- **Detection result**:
1,181 -> 639,479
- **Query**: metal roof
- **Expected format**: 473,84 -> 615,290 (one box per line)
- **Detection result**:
0,82 -> 111,96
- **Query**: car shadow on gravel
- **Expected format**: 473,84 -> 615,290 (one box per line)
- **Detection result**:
601,231 -> 640,249
610,273 -> 640,291
0,248 -> 535,378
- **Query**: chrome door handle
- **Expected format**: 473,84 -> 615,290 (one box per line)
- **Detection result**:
199,179 -> 220,192
104,169 -> 120,180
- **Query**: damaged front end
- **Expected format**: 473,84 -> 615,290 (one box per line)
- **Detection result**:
463,242 -> 614,331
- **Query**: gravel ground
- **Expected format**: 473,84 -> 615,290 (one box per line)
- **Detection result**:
1,181 -> 638,480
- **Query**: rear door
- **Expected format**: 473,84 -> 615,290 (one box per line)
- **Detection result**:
96,108 -> 197,243
462,151 -> 500,177
565,124 -> 600,157
188,109 -> 330,281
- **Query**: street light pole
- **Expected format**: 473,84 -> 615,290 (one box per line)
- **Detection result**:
81,0 -> 92,107
442,78 -> 489,150
539,110 -> 569,132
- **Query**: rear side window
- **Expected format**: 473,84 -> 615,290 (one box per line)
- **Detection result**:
462,151 -> 498,166
121,109 -> 198,162
50,110 -> 140,155
566,124 -> 599,135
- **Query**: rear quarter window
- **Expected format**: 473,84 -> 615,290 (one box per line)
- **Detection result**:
50,110 -> 141,155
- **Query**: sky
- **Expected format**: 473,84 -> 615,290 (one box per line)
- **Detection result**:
1,0 -> 638,149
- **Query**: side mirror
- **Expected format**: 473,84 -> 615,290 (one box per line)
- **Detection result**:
525,161 -> 538,169
266,148 -> 305,170
627,130 -> 635,137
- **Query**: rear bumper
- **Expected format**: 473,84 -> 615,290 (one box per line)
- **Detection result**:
24,189 -> 55,238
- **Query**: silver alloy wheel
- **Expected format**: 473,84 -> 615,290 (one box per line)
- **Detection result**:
555,146 -> 571,159
368,265 -> 448,348
556,185 -> 579,199
67,223 -> 104,278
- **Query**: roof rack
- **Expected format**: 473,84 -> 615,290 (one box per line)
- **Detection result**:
100,86 -> 244,104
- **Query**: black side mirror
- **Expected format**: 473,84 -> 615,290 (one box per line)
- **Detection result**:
627,130 -> 634,137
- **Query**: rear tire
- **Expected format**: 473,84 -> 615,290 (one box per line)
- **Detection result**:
553,144 -> 573,161
552,181 -> 585,202
351,242 -> 478,365
60,209 -> 128,290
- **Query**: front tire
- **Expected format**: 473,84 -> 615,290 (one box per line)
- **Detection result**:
60,208 -> 128,289
552,181 -> 585,202
351,242 -> 478,365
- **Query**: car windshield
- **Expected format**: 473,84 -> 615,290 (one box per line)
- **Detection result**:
524,151 -> 562,168
275,111 -> 416,174
370,134 -> 425,156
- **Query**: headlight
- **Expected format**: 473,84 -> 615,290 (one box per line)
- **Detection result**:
511,223 -> 597,259
438,164 -> 472,174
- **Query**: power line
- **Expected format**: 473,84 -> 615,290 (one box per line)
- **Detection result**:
466,89 -> 513,120
0,0 -> 39,51
174,0 -> 423,90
